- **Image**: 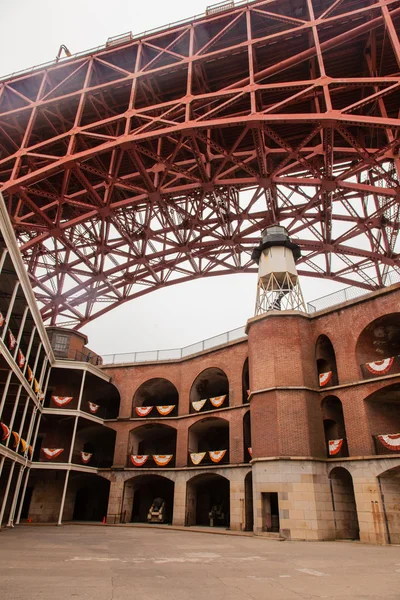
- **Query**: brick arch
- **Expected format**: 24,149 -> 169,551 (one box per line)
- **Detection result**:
355,312 -> 400,367
189,366 -> 230,412
132,377 -> 179,416
315,334 -> 338,386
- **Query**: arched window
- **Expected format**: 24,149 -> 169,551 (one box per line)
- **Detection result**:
321,396 -> 348,457
189,368 -> 229,413
128,423 -> 177,467
243,411 -> 252,462
316,334 -> 338,387
356,314 -> 400,378
132,378 -> 179,416
188,417 -> 229,465
364,383 -> 400,454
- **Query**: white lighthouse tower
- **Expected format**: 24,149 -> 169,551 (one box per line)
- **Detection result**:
251,226 -> 306,315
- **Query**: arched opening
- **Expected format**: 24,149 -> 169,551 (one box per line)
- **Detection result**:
186,473 -> 230,528
244,471 -> 253,532
329,467 -> 359,540
316,334 -> 338,387
189,368 -> 229,413
365,384 -> 400,454
72,473 -> 110,522
243,411 -> 252,462
378,465 -> 400,544
125,475 -> 174,524
321,396 -> 348,457
132,378 -> 179,416
242,358 -> 250,403
356,314 -> 400,377
73,419 -> 116,467
128,423 -> 177,467
188,417 -> 229,466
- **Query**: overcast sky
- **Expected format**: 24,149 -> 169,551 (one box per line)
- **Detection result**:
0,1 -> 346,356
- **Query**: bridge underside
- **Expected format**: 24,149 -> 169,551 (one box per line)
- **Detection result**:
0,0 -> 399,328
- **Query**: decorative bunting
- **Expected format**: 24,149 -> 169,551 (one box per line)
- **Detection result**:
248,447 -> 252,457
156,405 -> 175,416
80,451 -> 93,464
38,391 -> 45,401
33,379 -> 40,393
12,431 -> 20,448
27,365 -> 33,382
0,311 -> 4,327
88,401 -> 100,414
17,349 -> 25,369
209,395 -> 226,408
209,450 -> 227,463
28,445 -> 33,457
8,330 -> 17,351
328,439 -> 343,455
319,371 -> 333,387
192,399 -> 207,412
377,434 -> 400,451
1,422 -> 10,441
190,452 -> 206,465
365,357 -> 394,376
153,454 -> 173,466
42,448 -> 64,460
130,455 -> 149,467
135,406 -> 153,417
52,396 -> 73,407
20,439 -> 28,453
247,389 -> 250,398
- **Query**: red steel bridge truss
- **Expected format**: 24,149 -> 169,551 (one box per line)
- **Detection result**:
0,0 -> 399,328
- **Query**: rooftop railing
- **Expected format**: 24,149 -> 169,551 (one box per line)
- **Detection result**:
102,271 -> 400,366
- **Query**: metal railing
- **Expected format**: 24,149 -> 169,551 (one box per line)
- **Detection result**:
102,270 -> 400,366
102,326 -> 246,365
0,0 -> 253,82
307,270 -> 400,313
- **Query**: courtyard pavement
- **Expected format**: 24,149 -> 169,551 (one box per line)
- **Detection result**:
0,525 -> 399,599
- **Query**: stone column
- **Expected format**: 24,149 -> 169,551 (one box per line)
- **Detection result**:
229,471 -> 246,531
172,477 -> 186,526
107,477 -> 124,521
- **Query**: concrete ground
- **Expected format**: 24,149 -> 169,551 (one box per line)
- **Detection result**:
0,526 -> 400,599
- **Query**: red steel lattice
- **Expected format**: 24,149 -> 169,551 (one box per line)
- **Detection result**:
0,0 -> 399,328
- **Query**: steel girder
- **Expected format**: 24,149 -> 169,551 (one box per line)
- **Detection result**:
0,0 -> 399,328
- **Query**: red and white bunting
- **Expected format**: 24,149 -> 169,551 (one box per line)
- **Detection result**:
27,365 -> 33,383
1,422 -> 10,441
37,391 -> 45,401
17,349 -> 25,369
248,447 -> 252,457
135,406 -> 153,417
153,454 -> 173,466
8,330 -> 17,351
377,434 -> 400,451
365,357 -> 394,376
209,395 -> 226,408
319,371 -> 332,387
0,311 -> 4,327
88,401 -> 100,414
80,451 -> 93,464
156,405 -> 175,416
190,452 -> 206,465
209,450 -> 227,463
42,448 -> 64,460
328,439 -> 343,455
12,431 -> 20,448
52,396 -> 73,407
192,399 -> 207,412
130,455 -> 149,467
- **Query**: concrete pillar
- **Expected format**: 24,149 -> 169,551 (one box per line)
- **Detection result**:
107,478 -> 124,520
172,478 -> 186,526
352,470 -> 388,544
229,473 -> 245,531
